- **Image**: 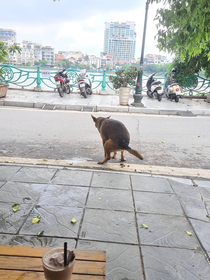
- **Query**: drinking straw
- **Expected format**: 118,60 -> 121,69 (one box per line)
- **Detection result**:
64,242 -> 67,266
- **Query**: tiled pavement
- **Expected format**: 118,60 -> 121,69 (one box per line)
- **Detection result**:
0,164 -> 210,280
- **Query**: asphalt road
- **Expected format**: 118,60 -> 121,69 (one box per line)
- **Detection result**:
0,107 -> 210,169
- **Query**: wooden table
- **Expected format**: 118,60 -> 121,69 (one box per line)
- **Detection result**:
0,245 -> 106,280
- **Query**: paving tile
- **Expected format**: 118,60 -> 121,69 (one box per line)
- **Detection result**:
169,180 -> 201,200
141,246 -> 210,280
136,213 -> 200,249
178,196 -> 208,221
194,180 -> 210,189
199,187 -> 210,202
0,181 -> 5,188
77,240 -> 143,280
80,209 -> 138,244
0,166 -> 20,181
10,235 -> 76,248
0,234 -> 14,245
51,169 -> 92,186
19,205 -> 83,238
0,202 -> 33,234
39,184 -> 88,207
87,188 -> 134,211
0,182 -> 47,204
153,175 -> 193,185
91,172 -> 131,190
131,175 -> 173,193
10,167 -> 56,183
133,192 -> 183,216
189,218 -> 210,252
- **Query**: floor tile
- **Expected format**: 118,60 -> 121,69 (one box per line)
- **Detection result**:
194,180 -> 210,189
91,172 -> 131,190
0,181 -> 5,188
199,187 -> 210,202
39,184 -> 88,207
0,234 -> 14,245
141,246 -> 210,280
51,169 -> 92,186
189,218 -> 210,252
169,180 -> 201,200
0,166 -> 20,181
0,182 -> 47,204
19,205 -> 83,238
136,213 -> 200,249
0,202 -> 33,234
178,196 -> 209,221
77,240 -> 143,280
10,235 -> 76,248
133,192 -> 183,216
80,209 -> 138,244
87,188 -> 134,211
10,167 -> 56,183
131,176 -> 173,193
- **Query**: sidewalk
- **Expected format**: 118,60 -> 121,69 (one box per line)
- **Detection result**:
0,88 -> 210,116
0,162 -> 210,279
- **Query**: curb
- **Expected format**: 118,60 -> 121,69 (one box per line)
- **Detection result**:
0,156 -> 209,180
1,100 -> 210,116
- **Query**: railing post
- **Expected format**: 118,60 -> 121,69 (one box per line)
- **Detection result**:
34,66 -> 42,91
101,69 -> 106,91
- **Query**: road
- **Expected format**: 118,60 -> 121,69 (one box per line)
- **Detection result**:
0,107 -> 210,169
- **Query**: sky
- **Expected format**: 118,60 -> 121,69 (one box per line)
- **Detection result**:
1,0 -> 171,60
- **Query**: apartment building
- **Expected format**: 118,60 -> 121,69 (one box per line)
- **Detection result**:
144,54 -> 168,64
104,21 -> 136,63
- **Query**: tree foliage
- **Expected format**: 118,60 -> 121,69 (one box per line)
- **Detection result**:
152,0 -> 210,77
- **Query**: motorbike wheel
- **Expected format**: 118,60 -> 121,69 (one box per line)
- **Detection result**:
81,90 -> 87,98
66,86 -> 70,94
57,84 -> 65,98
147,90 -> 153,98
86,85 -> 92,95
175,96 -> 179,103
157,94 -> 162,101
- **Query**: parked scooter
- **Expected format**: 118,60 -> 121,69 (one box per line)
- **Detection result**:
146,73 -> 164,101
77,69 -> 92,98
54,69 -> 70,97
164,68 -> 182,103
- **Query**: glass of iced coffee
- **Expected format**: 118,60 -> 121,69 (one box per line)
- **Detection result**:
42,247 -> 75,280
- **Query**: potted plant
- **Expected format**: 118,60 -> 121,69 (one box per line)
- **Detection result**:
0,42 -> 21,98
109,66 -> 141,105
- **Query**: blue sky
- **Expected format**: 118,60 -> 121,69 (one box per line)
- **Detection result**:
1,0 -> 171,59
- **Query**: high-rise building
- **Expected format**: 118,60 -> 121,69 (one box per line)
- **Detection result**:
104,22 -> 136,63
0,28 -> 16,47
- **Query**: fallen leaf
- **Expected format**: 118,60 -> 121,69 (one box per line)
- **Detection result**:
4,161 -> 9,163
141,223 -> 148,229
127,165 -> 130,167
135,169 -> 137,172
120,163 -> 125,168
71,218 -> 76,224
197,173 -> 200,176
162,141 -> 166,143
165,165 -> 168,167
69,163 -> 73,165
37,230 -> 44,236
12,203 -> 19,213
32,216 -> 41,224
98,197 -> 102,200
109,167 -> 112,169
43,158 -> 47,161
185,231 -> 192,236
206,215 -> 210,218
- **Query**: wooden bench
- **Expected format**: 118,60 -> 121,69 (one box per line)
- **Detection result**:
0,245 -> 106,280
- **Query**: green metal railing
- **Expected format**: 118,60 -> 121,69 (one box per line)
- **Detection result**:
0,64 -> 210,96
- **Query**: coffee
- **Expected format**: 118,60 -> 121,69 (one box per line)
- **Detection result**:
42,247 -> 75,280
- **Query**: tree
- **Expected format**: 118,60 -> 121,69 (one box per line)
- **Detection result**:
152,0 -> 210,78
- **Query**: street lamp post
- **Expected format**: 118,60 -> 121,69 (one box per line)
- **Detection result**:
132,0 -> 149,107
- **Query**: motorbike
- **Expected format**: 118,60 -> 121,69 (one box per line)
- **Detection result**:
77,69 -> 92,98
146,73 -> 164,101
164,68 -> 183,103
54,69 -> 70,97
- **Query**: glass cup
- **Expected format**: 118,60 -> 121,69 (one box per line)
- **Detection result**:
42,247 -> 75,280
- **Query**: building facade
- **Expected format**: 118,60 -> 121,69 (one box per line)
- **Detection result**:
144,54 -> 168,64
104,22 -> 136,63
0,28 -> 16,47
